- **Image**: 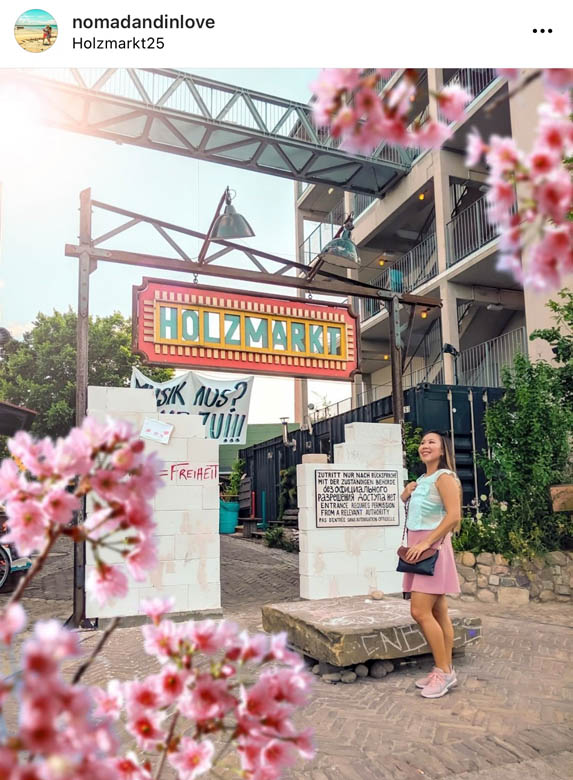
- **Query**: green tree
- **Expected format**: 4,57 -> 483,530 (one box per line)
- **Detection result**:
0,309 -> 172,442
480,352 -> 572,556
530,288 -> 573,408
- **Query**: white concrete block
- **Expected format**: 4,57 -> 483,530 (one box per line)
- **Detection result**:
296,482 -> 316,509
156,535 -> 175,561
106,387 -> 157,413
300,574 -> 341,600
297,507 -> 318,532
203,485 -> 220,510
188,582 -> 221,611
334,444 -> 403,468
137,585 -> 189,614
187,439 -> 220,462
153,511 -> 185,536
143,438 -> 189,460
299,529 -> 350,554
87,386 -> 108,410
155,485 -> 203,512
358,549 -> 398,573
344,422 -> 402,444
179,509 -> 219,535
299,551 -> 359,577
86,408 -> 107,424
385,524 -> 405,549
296,463 -> 338,487
174,533 -> 220,561
171,415 -> 206,439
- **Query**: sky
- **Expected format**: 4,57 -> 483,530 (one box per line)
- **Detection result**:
15,9 -> 57,26
0,67 -> 352,423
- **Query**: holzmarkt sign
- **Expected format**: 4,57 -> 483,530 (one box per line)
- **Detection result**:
315,470 -> 400,527
133,279 -> 360,380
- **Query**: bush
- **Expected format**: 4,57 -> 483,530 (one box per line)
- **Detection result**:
264,526 -> 299,553
456,352 -> 573,560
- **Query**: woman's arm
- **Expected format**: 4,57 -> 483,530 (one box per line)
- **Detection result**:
403,474 -> 461,561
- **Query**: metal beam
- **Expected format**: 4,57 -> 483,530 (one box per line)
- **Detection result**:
6,68 -> 419,197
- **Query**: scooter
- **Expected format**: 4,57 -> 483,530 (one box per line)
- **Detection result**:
0,523 -> 32,591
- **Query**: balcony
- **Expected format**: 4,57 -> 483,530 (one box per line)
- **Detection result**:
446,194 -> 507,267
309,359 -> 444,422
299,199 -> 346,264
439,69 -> 499,123
362,233 -> 438,321
457,327 -> 528,387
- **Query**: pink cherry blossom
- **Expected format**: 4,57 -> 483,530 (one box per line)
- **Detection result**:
126,709 -> 165,750
413,119 -> 451,149
142,620 -> 180,660
260,739 -> 298,774
535,169 -> 573,223
91,468 -> 130,503
437,85 -> 473,122
155,664 -> 188,704
8,432 -> 54,479
42,489 -> 79,526
465,128 -> 487,166
0,602 -> 27,644
87,563 -> 129,607
92,679 -> 124,721
178,675 -> 236,722
141,595 -> 175,625
124,677 -> 161,714
168,737 -> 215,780
0,458 -> 24,499
125,534 -> 158,582
543,69 -> 573,89
528,146 -> 560,179
3,498 -> 47,555
32,619 -> 82,660
496,69 -> 519,81
113,752 -> 153,780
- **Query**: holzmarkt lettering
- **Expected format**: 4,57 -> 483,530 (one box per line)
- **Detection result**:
133,279 -> 360,380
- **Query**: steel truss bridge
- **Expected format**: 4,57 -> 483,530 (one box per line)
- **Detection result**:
8,68 -> 418,196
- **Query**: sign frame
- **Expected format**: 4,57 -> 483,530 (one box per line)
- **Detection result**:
315,469 -> 401,528
132,277 -> 361,381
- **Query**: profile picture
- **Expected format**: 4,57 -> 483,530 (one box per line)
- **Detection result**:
14,9 -> 58,52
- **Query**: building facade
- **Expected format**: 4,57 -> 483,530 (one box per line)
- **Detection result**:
293,68 -> 571,421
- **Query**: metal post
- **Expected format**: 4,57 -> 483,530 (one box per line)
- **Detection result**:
468,389 -> 479,507
70,188 -> 95,629
387,295 -> 404,426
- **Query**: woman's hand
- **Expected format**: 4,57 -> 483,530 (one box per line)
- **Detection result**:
404,540 -> 432,562
404,481 -> 418,499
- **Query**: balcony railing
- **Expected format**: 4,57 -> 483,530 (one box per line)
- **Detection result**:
439,69 -> 499,123
309,359 -> 444,422
446,194 -> 505,267
457,327 -> 528,387
362,233 -> 438,321
299,199 -> 346,264
354,193 -> 377,217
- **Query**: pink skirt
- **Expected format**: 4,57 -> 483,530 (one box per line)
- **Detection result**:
402,529 -> 461,595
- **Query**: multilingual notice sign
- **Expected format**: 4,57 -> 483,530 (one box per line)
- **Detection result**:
315,470 -> 400,528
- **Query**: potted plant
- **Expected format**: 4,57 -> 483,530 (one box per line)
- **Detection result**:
219,458 -> 244,534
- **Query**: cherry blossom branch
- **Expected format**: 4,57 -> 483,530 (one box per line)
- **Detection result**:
72,616 -> 120,684
153,710 -> 179,779
484,69 -> 542,115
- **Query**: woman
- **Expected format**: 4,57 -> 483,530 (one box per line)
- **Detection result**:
401,430 -> 462,699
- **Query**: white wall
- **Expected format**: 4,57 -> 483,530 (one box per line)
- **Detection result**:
297,422 -> 407,599
85,387 -> 221,621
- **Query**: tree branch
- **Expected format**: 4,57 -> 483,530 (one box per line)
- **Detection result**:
485,70 -> 542,116
72,616 -> 120,684
154,710 -> 179,779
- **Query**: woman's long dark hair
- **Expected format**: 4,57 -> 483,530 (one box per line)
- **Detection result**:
421,429 -> 462,529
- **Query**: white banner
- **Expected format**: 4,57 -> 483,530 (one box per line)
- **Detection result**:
131,368 -> 253,444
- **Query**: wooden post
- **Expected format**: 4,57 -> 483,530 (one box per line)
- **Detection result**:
71,188 -> 93,628
388,295 -> 404,425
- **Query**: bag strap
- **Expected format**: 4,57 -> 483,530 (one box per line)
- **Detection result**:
401,496 -> 447,549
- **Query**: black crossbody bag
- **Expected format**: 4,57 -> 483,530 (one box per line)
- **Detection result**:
396,497 -> 444,576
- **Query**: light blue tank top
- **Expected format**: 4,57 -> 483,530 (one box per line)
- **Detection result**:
406,469 -> 460,531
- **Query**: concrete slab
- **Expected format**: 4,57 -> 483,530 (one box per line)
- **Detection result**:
262,595 -> 481,666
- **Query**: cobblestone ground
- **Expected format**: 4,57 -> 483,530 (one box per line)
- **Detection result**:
2,535 -> 573,779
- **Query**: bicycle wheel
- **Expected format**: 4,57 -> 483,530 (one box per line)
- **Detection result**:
0,546 -> 10,590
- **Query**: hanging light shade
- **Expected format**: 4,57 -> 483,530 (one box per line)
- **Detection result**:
319,227 -> 360,269
212,189 -> 255,239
